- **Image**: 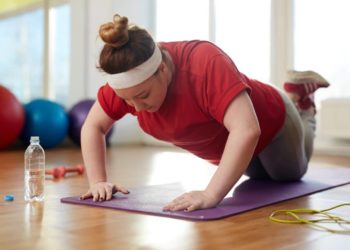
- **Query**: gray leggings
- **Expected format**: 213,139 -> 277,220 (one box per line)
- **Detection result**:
245,89 -> 316,181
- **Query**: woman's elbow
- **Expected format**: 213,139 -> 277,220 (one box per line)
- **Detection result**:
248,123 -> 261,142
255,124 -> 261,138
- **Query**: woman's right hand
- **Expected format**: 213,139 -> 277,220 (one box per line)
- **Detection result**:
80,182 -> 129,202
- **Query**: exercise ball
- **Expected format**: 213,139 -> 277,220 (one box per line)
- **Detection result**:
68,99 -> 114,146
0,85 -> 25,149
21,99 -> 69,149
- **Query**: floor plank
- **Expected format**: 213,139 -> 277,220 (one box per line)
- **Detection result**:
0,145 -> 349,250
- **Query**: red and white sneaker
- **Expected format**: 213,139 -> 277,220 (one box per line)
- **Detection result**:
283,70 -> 330,110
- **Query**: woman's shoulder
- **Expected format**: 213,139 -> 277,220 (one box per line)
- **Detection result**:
159,40 -> 224,67
159,40 -> 221,55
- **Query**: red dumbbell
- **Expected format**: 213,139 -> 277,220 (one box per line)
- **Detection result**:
46,164 -> 84,178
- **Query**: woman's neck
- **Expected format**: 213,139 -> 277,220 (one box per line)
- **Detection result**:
162,49 -> 175,86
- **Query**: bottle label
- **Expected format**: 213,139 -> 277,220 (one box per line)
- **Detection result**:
24,169 -> 45,202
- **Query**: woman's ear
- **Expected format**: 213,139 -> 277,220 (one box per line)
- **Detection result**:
154,62 -> 166,76
158,61 -> 166,72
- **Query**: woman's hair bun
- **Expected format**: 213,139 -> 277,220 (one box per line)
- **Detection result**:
99,14 -> 129,48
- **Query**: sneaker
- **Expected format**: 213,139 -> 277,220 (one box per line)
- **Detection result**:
297,95 -> 315,110
283,70 -> 330,110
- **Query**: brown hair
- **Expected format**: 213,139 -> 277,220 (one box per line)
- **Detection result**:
98,14 -> 156,74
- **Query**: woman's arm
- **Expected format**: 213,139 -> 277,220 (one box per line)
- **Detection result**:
204,91 -> 261,202
81,101 -> 113,185
163,91 -> 260,211
80,101 -> 129,201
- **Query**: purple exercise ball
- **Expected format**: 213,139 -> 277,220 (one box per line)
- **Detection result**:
68,99 -> 114,146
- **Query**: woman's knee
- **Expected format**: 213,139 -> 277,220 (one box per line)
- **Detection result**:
268,167 -> 307,181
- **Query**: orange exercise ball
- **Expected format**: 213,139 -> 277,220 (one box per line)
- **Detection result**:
0,85 -> 25,149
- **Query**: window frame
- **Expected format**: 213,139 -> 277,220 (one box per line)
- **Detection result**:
0,0 -> 69,100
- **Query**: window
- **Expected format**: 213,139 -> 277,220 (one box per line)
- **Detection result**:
215,0 -> 271,83
156,0 -> 209,41
294,0 -> 350,103
49,4 -> 70,102
0,0 -> 70,105
0,9 -> 44,102
155,0 -> 271,83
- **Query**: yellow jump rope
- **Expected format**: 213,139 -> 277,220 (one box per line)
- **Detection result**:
269,203 -> 350,233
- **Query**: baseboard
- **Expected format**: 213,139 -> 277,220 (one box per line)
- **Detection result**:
314,135 -> 350,156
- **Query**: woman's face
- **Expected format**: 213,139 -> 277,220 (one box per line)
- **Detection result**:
114,62 -> 171,112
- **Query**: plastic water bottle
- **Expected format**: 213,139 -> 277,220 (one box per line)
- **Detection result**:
24,136 -> 45,202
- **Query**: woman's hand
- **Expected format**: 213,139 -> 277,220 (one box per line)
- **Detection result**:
163,190 -> 220,212
80,182 -> 129,202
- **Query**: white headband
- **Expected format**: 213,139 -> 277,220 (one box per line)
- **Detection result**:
107,46 -> 162,89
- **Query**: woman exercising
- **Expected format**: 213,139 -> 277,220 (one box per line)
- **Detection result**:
80,14 -> 329,212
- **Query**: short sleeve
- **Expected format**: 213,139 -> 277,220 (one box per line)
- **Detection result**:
205,54 -> 251,123
97,83 -> 130,120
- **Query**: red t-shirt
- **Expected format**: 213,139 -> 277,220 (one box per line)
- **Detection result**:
98,40 -> 285,165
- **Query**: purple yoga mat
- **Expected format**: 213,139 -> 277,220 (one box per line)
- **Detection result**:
61,166 -> 350,220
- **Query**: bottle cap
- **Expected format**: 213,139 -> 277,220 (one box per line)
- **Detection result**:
30,136 -> 40,143
4,195 -> 14,201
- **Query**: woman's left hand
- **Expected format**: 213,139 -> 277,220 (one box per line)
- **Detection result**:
163,190 -> 219,212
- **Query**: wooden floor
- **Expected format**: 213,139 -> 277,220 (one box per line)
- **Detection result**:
1,145 -> 350,250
